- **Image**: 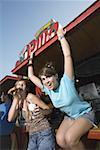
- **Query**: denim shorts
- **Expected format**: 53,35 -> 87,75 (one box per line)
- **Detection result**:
27,128 -> 56,150
64,110 -> 98,128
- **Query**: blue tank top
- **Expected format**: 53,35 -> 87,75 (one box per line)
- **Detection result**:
43,73 -> 92,118
0,100 -> 15,135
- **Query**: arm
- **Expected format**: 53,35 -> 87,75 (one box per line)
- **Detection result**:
27,93 -> 49,110
57,28 -> 74,79
8,86 -> 16,95
28,52 -> 43,89
8,95 -> 19,122
41,108 -> 53,116
22,100 -> 29,122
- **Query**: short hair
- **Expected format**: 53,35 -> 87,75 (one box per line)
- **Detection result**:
39,62 -> 57,78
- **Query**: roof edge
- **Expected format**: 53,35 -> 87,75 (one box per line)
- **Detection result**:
0,75 -> 19,85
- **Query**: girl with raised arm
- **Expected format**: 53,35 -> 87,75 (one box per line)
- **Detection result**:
28,28 -> 97,150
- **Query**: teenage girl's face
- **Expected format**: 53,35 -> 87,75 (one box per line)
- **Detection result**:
15,80 -> 26,91
40,74 -> 59,90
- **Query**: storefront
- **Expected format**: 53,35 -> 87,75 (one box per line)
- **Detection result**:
0,0 -> 100,144
11,1 -> 100,142
12,1 -> 100,80
11,0 -> 100,105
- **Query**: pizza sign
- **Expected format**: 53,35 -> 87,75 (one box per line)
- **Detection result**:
18,19 -> 58,63
28,19 -> 58,54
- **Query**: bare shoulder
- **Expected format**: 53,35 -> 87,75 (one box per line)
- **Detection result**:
27,93 -> 34,98
27,93 -> 37,100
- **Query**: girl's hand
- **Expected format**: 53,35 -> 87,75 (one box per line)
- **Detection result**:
28,51 -> 34,65
57,28 -> 66,39
29,51 -> 35,60
8,86 -> 16,94
33,105 -> 41,116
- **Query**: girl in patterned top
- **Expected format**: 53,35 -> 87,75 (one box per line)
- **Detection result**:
8,79 -> 56,150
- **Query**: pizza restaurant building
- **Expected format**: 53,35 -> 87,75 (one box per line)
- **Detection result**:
12,1 -> 100,83
12,0 -> 100,115
0,0 -> 100,146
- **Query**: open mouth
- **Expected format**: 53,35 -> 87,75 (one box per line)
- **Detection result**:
47,82 -> 54,89
48,82 -> 52,86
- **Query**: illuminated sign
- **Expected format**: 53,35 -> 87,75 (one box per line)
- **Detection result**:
18,19 -> 58,64
28,20 -> 58,54
35,19 -> 57,39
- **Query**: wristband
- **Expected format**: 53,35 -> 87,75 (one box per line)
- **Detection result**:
28,58 -> 33,61
27,63 -> 33,67
58,35 -> 64,41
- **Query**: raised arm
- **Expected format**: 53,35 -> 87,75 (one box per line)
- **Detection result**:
28,52 -> 43,89
27,93 -> 49,110
57,28 -> 74,79
8,95 -> 19,122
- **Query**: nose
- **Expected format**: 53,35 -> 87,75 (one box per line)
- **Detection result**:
44,78 -> 50,84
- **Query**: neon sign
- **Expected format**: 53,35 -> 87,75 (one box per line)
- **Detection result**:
16,20 -> 58,66
28,20 -> 58,54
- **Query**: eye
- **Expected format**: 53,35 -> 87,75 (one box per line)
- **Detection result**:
27,101 -> 31,104
41,77 -> 45,81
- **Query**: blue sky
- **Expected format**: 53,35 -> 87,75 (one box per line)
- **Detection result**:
0,0 -> 96,80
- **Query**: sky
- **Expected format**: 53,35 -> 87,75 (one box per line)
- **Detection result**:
0,0 -> 96,80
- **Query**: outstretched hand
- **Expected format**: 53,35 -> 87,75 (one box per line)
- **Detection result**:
57,27 -> 66,39
30,50 -> 35,59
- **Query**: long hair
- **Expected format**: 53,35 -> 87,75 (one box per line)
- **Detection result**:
15,79 -> 30,95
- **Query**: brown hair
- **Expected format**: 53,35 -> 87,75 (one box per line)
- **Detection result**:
39,62 -> 57,78
12,79 -> 28,98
